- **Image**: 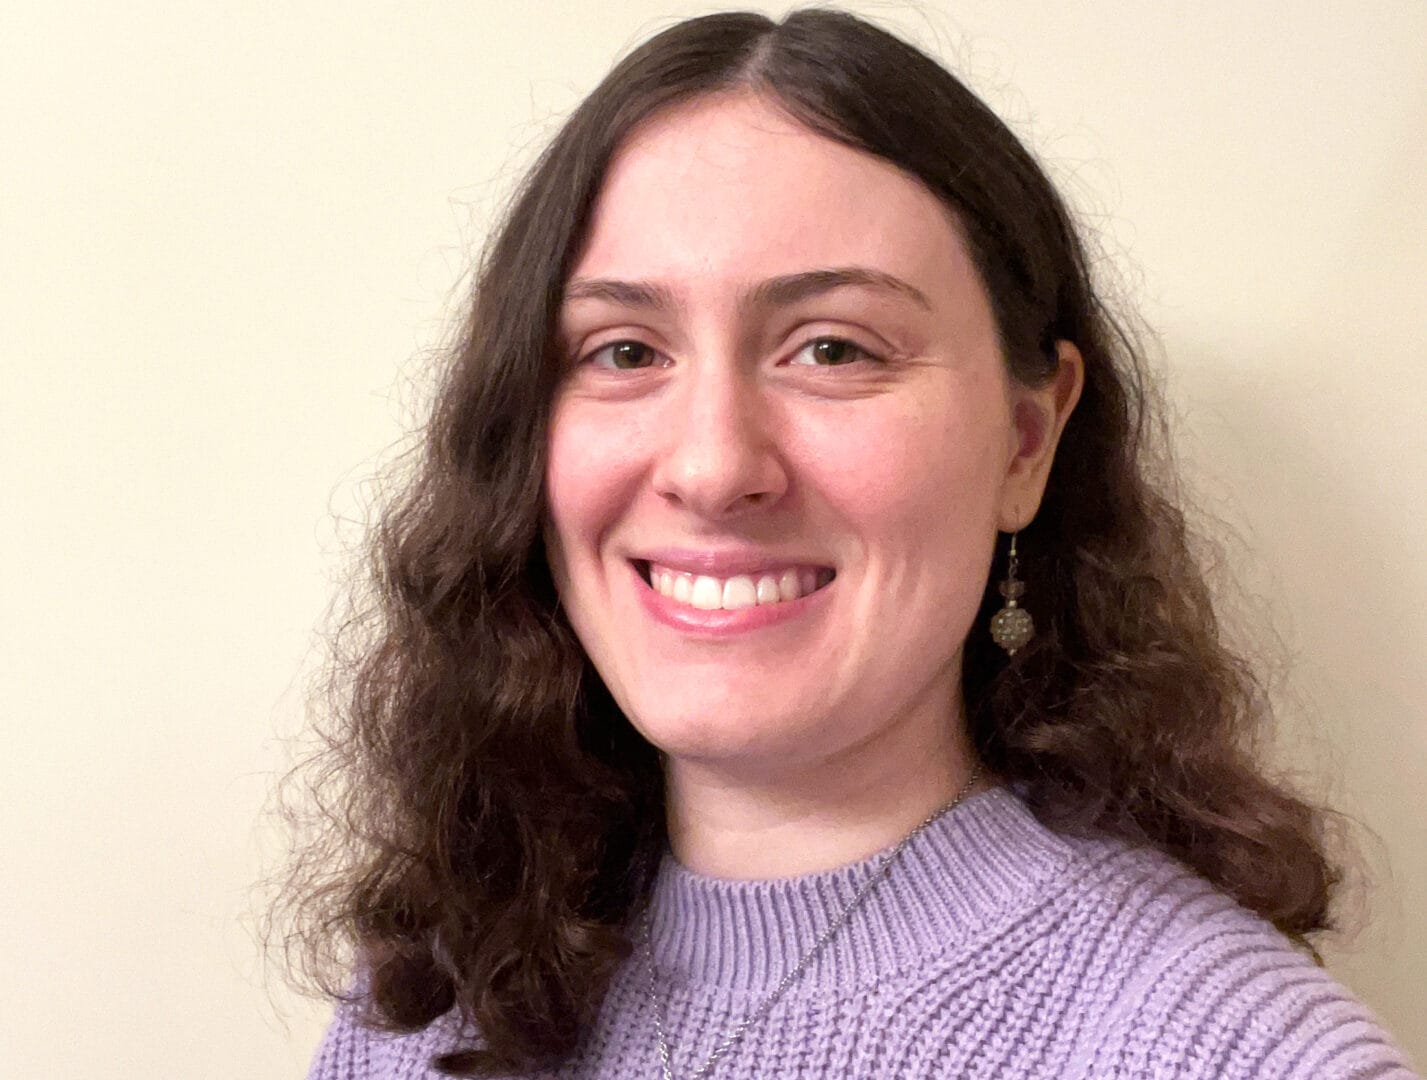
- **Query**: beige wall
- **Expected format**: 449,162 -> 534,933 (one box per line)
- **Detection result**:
3,2 -> 1422,1075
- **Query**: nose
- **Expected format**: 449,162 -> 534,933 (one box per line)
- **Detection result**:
649,358 -> 788,520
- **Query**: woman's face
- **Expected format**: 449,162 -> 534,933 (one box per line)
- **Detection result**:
545,93 -> 1075,779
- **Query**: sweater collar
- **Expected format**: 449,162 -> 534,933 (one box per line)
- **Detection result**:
643,783 -> 1075,996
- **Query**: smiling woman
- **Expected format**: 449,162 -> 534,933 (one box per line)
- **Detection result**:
284,9 -> 1419,1080
543,92 -> 1081,881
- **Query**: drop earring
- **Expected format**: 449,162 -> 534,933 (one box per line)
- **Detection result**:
990,531 -> 1034,656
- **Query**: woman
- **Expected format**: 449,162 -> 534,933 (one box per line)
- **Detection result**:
290,9 -> 1418,1079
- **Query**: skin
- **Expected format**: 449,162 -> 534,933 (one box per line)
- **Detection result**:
545,92 -> 1082,879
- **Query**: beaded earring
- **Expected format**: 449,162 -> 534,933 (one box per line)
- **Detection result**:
990,531 -> 1034,656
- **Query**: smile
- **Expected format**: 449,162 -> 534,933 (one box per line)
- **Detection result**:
635,560 -> 835,612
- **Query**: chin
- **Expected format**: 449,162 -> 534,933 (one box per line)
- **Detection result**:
632,703 -> 817,766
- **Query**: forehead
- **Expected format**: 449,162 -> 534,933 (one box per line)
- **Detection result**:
568,92 -> 975,296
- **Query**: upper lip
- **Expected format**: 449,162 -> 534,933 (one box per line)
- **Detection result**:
632,547 -> 834,577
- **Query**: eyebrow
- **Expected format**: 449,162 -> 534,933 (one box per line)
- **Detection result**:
561,266 -> 933,315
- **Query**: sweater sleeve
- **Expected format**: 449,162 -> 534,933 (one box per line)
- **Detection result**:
1093,916 -> 1420,1080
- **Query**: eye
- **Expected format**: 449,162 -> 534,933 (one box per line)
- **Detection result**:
789,336 -> 879,367
584,340 -> 662,370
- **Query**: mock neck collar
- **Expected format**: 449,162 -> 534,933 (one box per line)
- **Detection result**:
643,784 -> 1076,996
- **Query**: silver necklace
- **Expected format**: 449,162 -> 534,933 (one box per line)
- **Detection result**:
639,765 -> 985,1080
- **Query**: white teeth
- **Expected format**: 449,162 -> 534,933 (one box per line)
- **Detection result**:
778,569 -> 800,601
647,562 -> 832,611
722,576 -> 758,610
690,575 -> 723,609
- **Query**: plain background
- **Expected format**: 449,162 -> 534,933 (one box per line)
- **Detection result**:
3,1 -> 1423,1075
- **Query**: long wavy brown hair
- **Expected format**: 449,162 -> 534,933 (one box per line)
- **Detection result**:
275,9 -> 1346,1077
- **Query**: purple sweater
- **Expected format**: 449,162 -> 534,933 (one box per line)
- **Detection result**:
307,785 -> 1418,1078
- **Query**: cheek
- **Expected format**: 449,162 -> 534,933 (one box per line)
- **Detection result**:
798,386 -> 1009,537
544,401 -> 641,572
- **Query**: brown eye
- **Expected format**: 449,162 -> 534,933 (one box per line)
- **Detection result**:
588,340 -> 659,369
793,337 -> 876,366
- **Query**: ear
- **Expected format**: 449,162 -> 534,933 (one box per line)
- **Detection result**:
997,340 -> 1084,532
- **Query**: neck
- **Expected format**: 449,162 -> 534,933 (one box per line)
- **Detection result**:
665,707 -> 991,879
644,784 -> 1066,996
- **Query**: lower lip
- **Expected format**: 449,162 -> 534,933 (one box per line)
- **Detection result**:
631,562 -> 833,636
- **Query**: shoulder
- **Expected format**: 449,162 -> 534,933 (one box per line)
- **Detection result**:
305,995 -> 477,1080
1022,833 -> 1419,1080
305,998 -> 372,1080
838,805 -> 1415,1079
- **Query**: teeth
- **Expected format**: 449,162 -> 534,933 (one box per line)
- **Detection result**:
778,569 -> 800,601
690,576 -> 722,610
722,576 -> 758,610
647,562 -> 831,610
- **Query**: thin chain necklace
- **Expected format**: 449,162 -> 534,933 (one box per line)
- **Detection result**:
639,765 -> 985,1080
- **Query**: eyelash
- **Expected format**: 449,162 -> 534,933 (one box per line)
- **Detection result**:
579,335 -> 883,370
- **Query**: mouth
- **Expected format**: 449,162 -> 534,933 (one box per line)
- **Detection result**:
633,559 -> 836,611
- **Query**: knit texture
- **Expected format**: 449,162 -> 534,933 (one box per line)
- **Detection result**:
307,785 -> 1419,1079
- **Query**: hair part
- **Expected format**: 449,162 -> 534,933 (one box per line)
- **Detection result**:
275,9 -> 1345,1075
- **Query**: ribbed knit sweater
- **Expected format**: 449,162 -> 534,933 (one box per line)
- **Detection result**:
307,785 -> 1419,1078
